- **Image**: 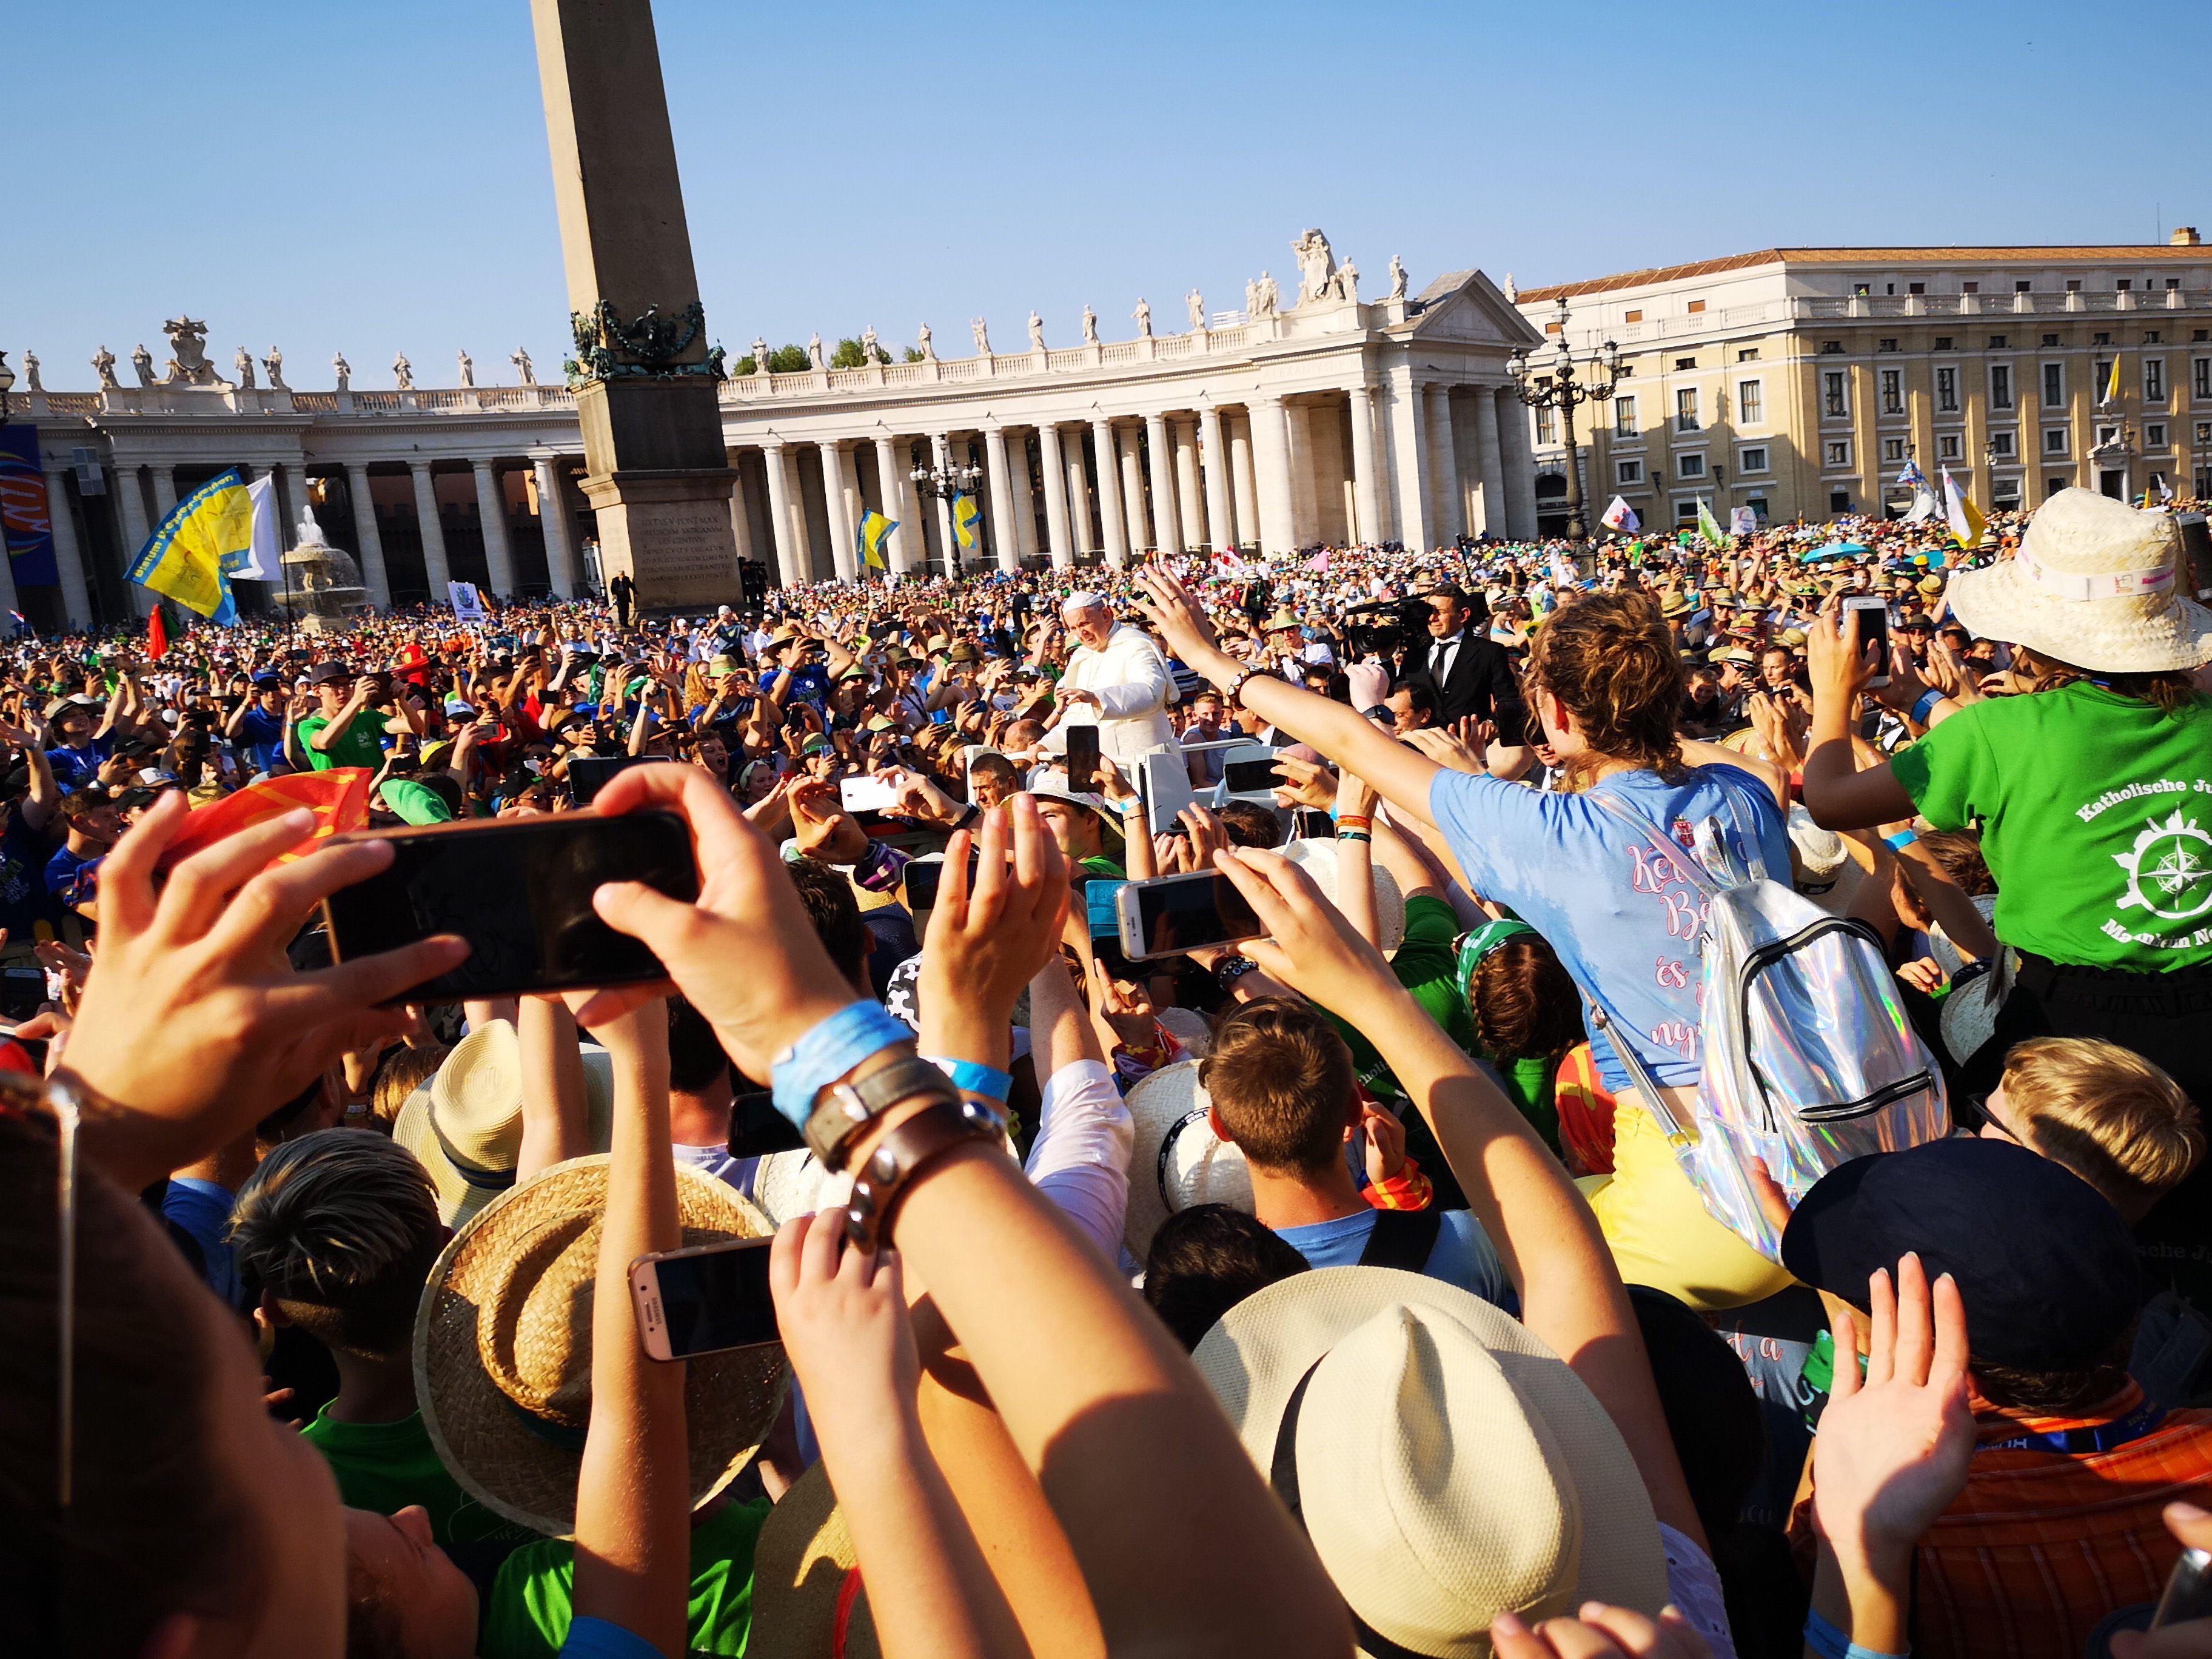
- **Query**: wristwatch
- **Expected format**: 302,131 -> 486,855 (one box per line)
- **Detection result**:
842,1094 -> 1008,1250
802,1050 -> 962,1170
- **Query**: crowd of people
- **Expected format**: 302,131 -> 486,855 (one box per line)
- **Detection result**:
7,488 -> 2212,1659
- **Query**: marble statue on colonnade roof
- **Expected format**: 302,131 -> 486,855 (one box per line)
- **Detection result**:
131,344 -> 156,387
160,317 -> 224,387
1185,289 -> 1205,330
916,321 -> 934,360
808,333 -> 825,370
92,346 -> 119,389
332,352 -> 351,391
1292,229 -> 1336,304
458,350 -> 475,387
233,347 -> 256,389
263,346 -> 286,389
392,352 -> 414,390
1081,305 -> 1099,345
1388,255 -> 1409,301
1028,311 -> 1045,351
971,317 -> 991,355
511,346 -> 535,386
1247,272 -> 1281,319
861,325 -> 880,362
21,352 -> 39,392
1133,298 -> 1151,338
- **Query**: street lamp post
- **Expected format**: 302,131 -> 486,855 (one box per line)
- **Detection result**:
910,455 -> 985,582
1509,300 -> 1620,544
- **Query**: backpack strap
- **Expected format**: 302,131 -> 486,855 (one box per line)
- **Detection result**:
1357,1206 -> 1445,1273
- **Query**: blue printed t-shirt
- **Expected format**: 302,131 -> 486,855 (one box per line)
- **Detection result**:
1273,1208 -> 1512,1310
45,843 -> 102,908
0,815 -> 57,934
233,705 -> 287,773
1427,763 -> 1788,1094
45,740 -> 107,791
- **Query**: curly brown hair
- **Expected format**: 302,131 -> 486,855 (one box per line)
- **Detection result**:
1469,937 -> 1588,1062
1525,589 -> 1687,788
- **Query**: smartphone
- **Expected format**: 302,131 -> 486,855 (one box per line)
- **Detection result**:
569,752 -> 675,805
2153,1547 -> 2212,1629
1114,870 -> 1265,962
838,774 -> 900,815
0,966 -> 44,1022
1221,755 -> 1282,794
321,811 -> 698,1002
2178,513 -> 2212,600
1065,723 -> 1100,793
1843,595 -> 1891,688
629,1236 -> 780,1362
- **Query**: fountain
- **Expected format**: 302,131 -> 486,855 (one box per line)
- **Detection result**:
274,506 -> 372,632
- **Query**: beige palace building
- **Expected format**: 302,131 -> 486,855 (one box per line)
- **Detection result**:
1513,233 -> 2212,533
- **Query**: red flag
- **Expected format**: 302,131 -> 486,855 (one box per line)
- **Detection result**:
158,769 -> 374,874
147,606 -> 169,661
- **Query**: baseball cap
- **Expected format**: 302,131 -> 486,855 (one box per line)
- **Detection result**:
308,660 -> 352,686
1780,1137 -> 2140,1374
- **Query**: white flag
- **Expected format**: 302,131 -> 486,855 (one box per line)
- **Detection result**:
234,473 -> 280,581
448,580 -> 485,622
1903,483 -> 1941,524
1600,495 -> 1640,533
1729,506 -> 1758,537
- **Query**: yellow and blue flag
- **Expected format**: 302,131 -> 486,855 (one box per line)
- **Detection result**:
857,509 -> 897,571
130,467 -> 259,622
952,492 -> 981,552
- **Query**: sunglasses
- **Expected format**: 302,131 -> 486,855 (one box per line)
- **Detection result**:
1949,1091 -> 2020,1142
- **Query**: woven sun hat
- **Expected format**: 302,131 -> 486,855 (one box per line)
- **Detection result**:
1785,804 -> 1866,919
1123,1060 -> 1253,1263
394,1021 -> 616,1228
1946,487 -> 2212,672
1280,838 -> 1406,957
414,1153 -> 786,1537
749,1462 -> 880,1659
1194,1267 -> 1669,1658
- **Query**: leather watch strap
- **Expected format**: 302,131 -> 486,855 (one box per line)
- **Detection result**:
802,1050 -> 945,1169
842,1095 -> 1007,1251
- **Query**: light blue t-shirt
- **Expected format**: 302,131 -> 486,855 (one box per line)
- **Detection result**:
1273,1208 -> 1512,1309
1427,764 -> 1788,1094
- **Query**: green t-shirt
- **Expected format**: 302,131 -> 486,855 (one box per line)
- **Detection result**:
377,777 -> 455,825
1889,683 -> 2212,970
481,1493 -> 771,1659
299,1407 -> 530,1547
1333,894 -> 1478,1094
297,709 -> 385,773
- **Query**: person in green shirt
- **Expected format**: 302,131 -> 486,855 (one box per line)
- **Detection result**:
298,660 -> 407,772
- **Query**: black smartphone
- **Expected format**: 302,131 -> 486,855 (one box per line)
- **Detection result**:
569,752 -> 676,805
728,1088 -> 806,1159
1065,723 -> 1100,793
321,811 -> 698,1002
2178,514 -> 2212,600
1222,755 -> 1282,794
629,1236 -> 779,1361
0,966 -> 45,1022
1114,870 -> 1265,961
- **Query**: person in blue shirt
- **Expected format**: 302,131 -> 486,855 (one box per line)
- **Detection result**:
225,672 -> 292,774
41,695 -> 110,791
0,728 -> 61,940
45,785 -> 123,919
1199,996 -> 1512,1306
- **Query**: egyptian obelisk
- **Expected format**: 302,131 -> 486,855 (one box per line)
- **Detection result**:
531,0 -> 737,611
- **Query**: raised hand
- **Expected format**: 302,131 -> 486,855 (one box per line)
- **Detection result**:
917,796 -> 1069,1070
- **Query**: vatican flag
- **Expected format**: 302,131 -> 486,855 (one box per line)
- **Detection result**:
1695,497 -> 1728,550
130,467 -> 255,622
2105,355 -> 2123,404
1941,467 -> 1986,552
952,492 -> 981,552
856,509 -> 897,571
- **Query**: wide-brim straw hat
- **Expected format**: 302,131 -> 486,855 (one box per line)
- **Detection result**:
394,1020 -> 615,1229
1280,838 -> 1406,957
1946,487 -> 2212,672
415,1155 -> 786,1537
1123,1059 -> 1252,1263
1194,1268 -> 1668,1658
1785,804 -> 1866,920
748,1463 -> 880,1659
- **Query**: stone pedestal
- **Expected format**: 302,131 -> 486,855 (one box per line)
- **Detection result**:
576,466 -> 740,611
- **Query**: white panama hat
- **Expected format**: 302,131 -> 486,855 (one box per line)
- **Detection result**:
1945,488 -> 2212,672
1195,1267 -> 1669,1658
1280,837 -> 1407,957
1122,1059 -> 1253,1262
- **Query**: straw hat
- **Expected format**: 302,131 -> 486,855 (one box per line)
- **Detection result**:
414,1155 -> 786,1536
1122,1060 -> 1253,1263
1280,838 -> 1406,957
1946,488 -> 2212,672
394,1021 -> 616,1228
1785,804 -> 1866,919
1194,1268 -> 1668,1658
749,1463 -> 879,1659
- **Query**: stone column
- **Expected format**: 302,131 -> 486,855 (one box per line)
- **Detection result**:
114,464 -> 154,617
1038,424 -> 1076,569
406,461 -> 453,595
1007,432 -> 1039,563
42,469 -> 95,628
1473,389 -> 1506,537
871,435 -> 913,574
1285,401 -> 1319,549
1249,396 -> 1299,558
984,423 -> 1020,573
1066,438 -> 1093,556
532,455 -> 580,598
835,443 -> 865,580
1199,405 -> 1233,552
895,440 -> 930,575
1500,389 -> 1540,537
141,467 -> 179,616
1116,424 -> 1150,552
343,464 -> 393,608
0,505 -> 22,626
930,435 -> 957,575
1424,385 -> 1463,543
1385,374 -> 1431,552
1145,413 -> 1183,555
819,442 -> 856,583
760,440 -> 803,588
1172,418 -> 1205,551
1347,384 -> 1384,545
726,457 -> 756,568
1228,414 -> 1259,552
472,460 -> 519,597
279,463 -> 318,543
1092,418 -> 1130,568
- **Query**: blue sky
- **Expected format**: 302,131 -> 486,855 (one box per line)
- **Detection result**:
11,0 -> 2202,390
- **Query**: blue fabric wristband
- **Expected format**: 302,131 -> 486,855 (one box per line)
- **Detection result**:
1884,829 -> 1919,851
1805,1607 -> 1906,1659
1910,687 -> 1944,725
769,1000 -> 913,1129
925,1056 -> 1013,1103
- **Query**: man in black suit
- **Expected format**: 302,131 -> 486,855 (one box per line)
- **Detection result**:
1409,585 -> 1530,766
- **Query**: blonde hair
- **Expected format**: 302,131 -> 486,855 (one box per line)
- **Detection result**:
2000,1037 -> 2204,1221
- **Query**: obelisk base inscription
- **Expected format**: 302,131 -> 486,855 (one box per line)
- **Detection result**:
578,470 -> 739,611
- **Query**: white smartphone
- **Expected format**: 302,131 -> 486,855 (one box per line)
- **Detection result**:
1843,594 -> 1892,688
1213,742 -> 1283,803
1114,870 -> 1266,962
629,1236 -> 780,1362
837,773 -> 899,814
1137,749 -> 1198,840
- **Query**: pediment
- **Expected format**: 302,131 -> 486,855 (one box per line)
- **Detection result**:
1399,270 -> 1546,347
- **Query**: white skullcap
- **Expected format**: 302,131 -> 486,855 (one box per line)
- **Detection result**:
1061,591 -> 1106,614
